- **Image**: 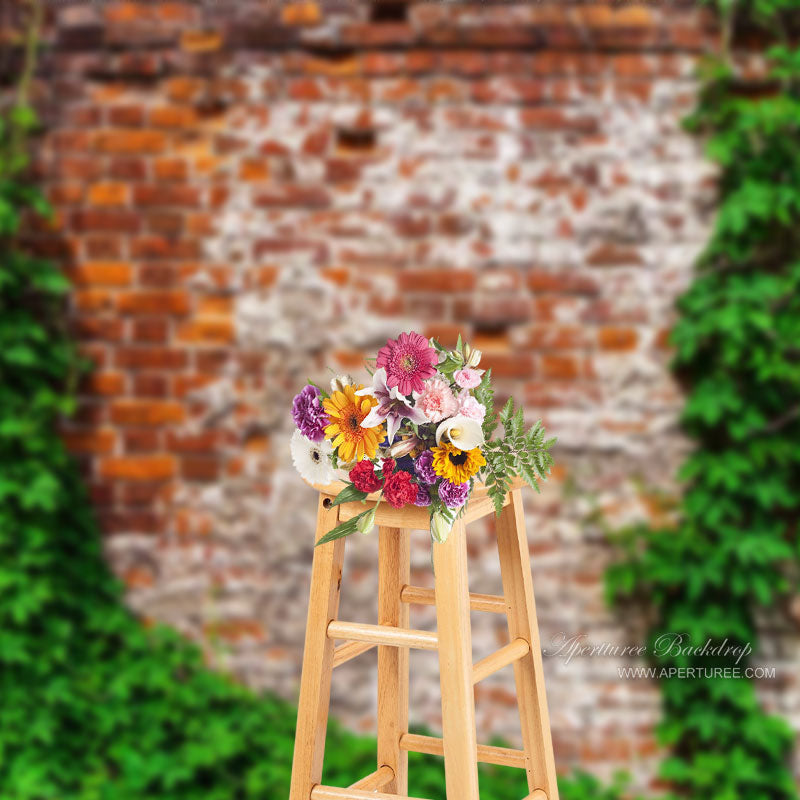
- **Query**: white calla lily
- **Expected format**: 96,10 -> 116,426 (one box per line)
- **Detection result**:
435,415 -> 484,450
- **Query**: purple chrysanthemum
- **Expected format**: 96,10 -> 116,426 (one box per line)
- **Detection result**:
414,450 -> 437,485
438,479 -> 470,509
413,484 -> 432,507
291,384 -> 329,442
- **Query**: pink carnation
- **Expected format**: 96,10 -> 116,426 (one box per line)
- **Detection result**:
454,368 -> 483,389
416,377 -> 458,423
457,393 -> 486,423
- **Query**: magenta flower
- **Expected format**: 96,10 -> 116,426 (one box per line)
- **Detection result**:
438,479 -> 470,509
291,384 -> 329,442
356,368 -> 427,444
413,484 -> 432,507
414,450 -> 437,485
376,332 -> 438,396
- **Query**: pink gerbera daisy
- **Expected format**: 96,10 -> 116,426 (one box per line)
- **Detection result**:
376,332 -> 438,395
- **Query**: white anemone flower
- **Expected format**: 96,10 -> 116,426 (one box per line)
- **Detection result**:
435,415 -> 485,451
290,429 -> 336,485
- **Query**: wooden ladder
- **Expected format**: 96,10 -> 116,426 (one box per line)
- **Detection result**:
289,485 -> 559,800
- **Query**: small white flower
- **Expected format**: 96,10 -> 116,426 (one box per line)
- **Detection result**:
290,429 -> 336,485
435,415 -> 485,451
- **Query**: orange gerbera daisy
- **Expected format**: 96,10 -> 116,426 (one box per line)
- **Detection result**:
323,384 -> 384,463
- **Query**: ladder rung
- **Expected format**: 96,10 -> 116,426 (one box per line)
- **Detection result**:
348,765 -> 394,791
399,733 -> 527,769
525,791 -> 548,800
400,585 -> 506,614
332,640 -> 376,668
327,621 -> 438,651
472,637 -> 530,684
311,787 -> 432,800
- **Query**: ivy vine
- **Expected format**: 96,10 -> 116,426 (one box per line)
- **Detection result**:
606,2 -> 800,798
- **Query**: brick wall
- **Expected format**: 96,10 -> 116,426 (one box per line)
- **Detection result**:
17,0 -> 799,789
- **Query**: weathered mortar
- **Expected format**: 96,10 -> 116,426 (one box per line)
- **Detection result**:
17,0 -> 797,789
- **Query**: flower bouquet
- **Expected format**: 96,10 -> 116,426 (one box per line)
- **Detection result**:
290,332 -> 555,545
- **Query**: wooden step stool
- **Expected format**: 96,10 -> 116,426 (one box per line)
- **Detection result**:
289,479 -> 558,800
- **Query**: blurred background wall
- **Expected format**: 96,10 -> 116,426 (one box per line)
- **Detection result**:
16,0 -> 797,789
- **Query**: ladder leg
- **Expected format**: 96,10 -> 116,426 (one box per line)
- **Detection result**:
290,495 -> 346,800
432,519 -> 480,800
377,527 -> 411,794
496,490 -> 559,800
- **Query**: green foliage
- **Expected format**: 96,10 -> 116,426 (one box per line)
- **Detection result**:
606,4 -> 800,798
482,397 -> 556,515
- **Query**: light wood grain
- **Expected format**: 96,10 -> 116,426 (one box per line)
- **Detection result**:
399,733 -> 527,769
472,637 -> 530,684
332,640 -> 375,668
348,765 -> 395,791
309,476 -> 526,531
289,495 -> 346,800
311,787 -> 432,800
496,489 -> 559,800
400,584 -> 507,614
327,620 -> 438,651
525,791 -> 548,800
377,526 -> 411,794
432,518 -> 481,800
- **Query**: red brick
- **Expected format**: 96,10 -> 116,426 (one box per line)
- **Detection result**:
48,183 -> 84,205
119,481 -> 167,506
180,30 -> 223,52
74,290 -> 114,312
176,318 -> 236,344
586,243 -> 645,267
72,317 -> 124,343
481,352 -> 535,379
146,212 -> 184,235
180,456 -> 220,481
281,1 -> 322,26
598,326 -> 638,351
130,236 -> 201,260
520,108 -> 598,132
109,158 -> 147,180
115,347 -> 188,370
133,374 -> 170,397
133,184 -> 200,207
525,325 -> 589,351
132,318 -> 169,343
94,130 -> 167,154
149,105 -> 197,128
238,159 -> 270,181
108,106 -> 144,126
68,261 -> 132,286
82,372 -> 126,395
110,399 -> 185,425
98,510 -> 163,535
153,158 -> 188,181
84,236 -> 124,259
124,429 -> 162,452
117,290 -> 191,315
540,354 -> 580,380
62,429 -> 116,454
397,268 -> 476,292
526,269 -> 598,295
71,210 -> 140,233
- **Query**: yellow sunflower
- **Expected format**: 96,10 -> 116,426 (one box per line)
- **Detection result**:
323,384 -> 383,463
431,442 -> 486,484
